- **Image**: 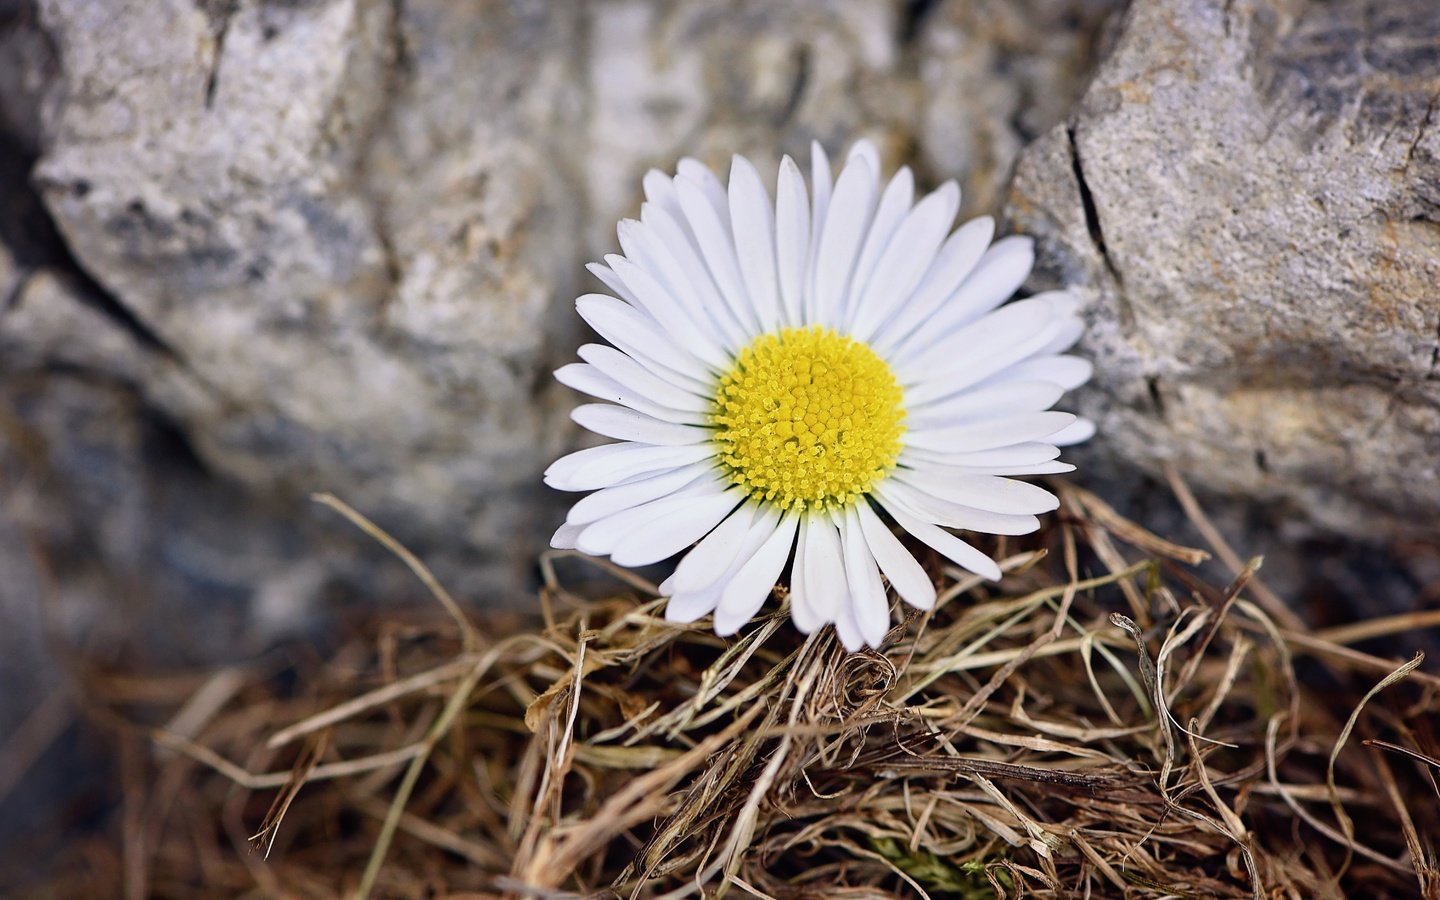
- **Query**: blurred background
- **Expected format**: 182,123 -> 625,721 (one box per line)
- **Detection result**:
1,0 -> 1437,885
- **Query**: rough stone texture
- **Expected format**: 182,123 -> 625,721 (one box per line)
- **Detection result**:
6,0 -> 599,610
919,0 -> 1118,215
1008,0 -> 1440,542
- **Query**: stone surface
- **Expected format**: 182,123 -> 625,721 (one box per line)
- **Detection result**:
19,0 -> 591,600
1007,0 -> 1440,542
918,0 -> 1119,215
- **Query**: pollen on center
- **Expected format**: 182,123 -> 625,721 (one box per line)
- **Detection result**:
711,325 -> 906,511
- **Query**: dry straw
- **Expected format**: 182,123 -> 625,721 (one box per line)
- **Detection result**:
13,478 -> 1439,899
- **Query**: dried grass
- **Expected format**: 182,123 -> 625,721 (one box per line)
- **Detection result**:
8,479 -> 1440,899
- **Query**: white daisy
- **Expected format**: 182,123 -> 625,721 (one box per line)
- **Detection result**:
546,139 -> 1093,651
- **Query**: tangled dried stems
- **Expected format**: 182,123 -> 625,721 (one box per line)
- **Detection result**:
10,479 -> 1440,899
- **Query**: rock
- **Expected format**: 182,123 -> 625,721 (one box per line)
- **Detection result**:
581,0 -> 910,232
917,0 -> 1119,215
23,0 -> 588,600
1007,0 -> 1440,542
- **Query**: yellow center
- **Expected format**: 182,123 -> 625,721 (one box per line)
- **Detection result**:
711,326 -> 906,511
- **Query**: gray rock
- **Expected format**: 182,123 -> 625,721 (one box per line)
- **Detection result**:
1007,0 -> 1440,542
24,0 -> 588,599
918,0 -> 1119,215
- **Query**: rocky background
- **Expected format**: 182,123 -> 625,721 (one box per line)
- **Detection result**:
1,0 -> 1437,868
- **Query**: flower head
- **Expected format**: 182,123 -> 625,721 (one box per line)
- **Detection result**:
547,140 -> 1092,650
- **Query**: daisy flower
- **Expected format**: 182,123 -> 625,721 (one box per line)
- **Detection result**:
546,139 -> 1093,650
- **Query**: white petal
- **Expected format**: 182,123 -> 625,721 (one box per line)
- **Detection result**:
605,254 -> 731,370
775,155 -> 811,328
843,167 -> 916,331
802,513 -> 849,629
902,411 -> 1076,454
638,203 -> 749,350
1049,417 -> 1096,446
1033,289 -> 1082,318
714,511 -> 799,635
900,460 -> 1076,477
551,521 -> 583,550
900,441 -> 1061,469
809,141 -> 833,239
970,460 -> 1075,476
977,354 -> 1093,392
575,294 -> 714,387
547,442 -> 714,491
572,404 -> 711,446
810,153 -> 877,328
555,364 -> 709,425
870,216 -> 995,351
576,480 -> 724,556
587,262 -> 643,306
665,586 -> 723,623
728,155 -> 782,332
907,381 -> 1065,430
566,465 -> 711,525
1036,316 -> 1085,356
608,490 -> 743,567
668,505 -> 782,623
669,502 -> 761,594
886,477 -> 1043,534
850,180 -> 958,338
854,501 -> 936,611
896,297 -> 1054,388
902,316 -> 1076,407
898,472 -> 1057,515
846,138 -> 881,172
856,167 -> 916,270
676,176 -> 758,333
839,510 -> 891,648
806,141 -> 832,315
787,514 -> 821,633
577,343 -> 710,409
892,235 -> 1035,358
617,217 -> 740,353
546,442 -> 631,484
677,158 -> 730,228
642,169 -> 692,245
832,596 -> 865,652
875,491 -> 1003,582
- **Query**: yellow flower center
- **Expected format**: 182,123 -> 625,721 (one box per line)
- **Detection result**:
712,326 -> 905,511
